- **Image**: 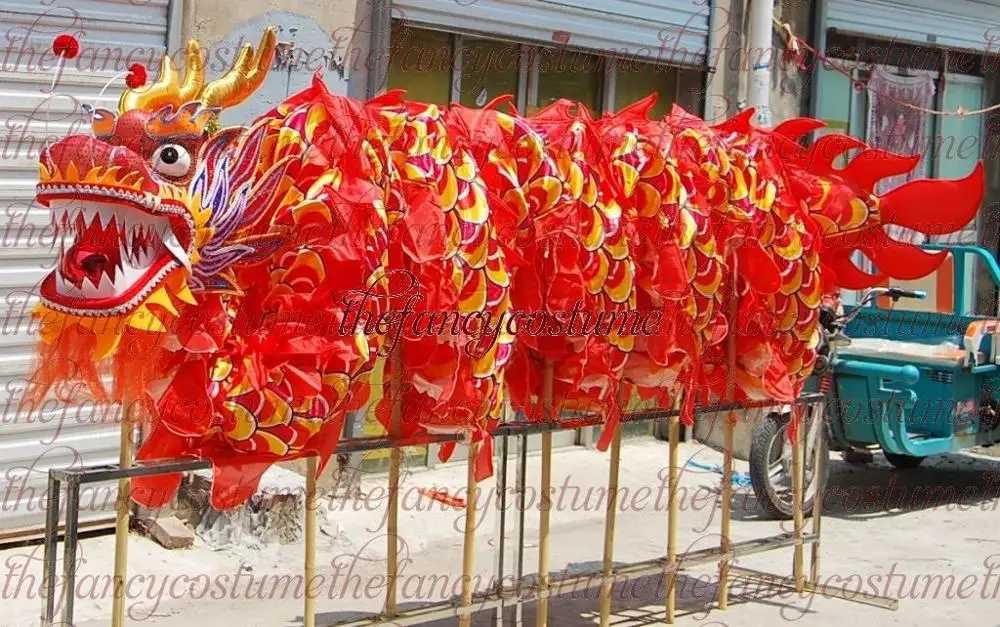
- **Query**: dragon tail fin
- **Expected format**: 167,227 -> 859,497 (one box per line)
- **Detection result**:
790,130 -> 985,289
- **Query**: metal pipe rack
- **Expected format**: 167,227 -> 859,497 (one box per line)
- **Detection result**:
40,392 -> 898,627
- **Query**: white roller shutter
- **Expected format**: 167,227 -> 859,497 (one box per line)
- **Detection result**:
394,0 -> 711,67
827,0 -> 1000,52
0,0 -> 175,542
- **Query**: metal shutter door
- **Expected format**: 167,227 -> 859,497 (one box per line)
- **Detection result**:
0,0 -> 173,542
394,0 -> 710,67
827,0 -> 1000,52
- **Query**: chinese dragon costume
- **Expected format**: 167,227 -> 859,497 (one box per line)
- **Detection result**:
25,30 -> 984,508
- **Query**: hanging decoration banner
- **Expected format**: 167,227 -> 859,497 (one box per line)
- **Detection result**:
867,68 -> 936,244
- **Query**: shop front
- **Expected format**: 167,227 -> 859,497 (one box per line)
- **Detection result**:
813,0 -> 999,314
364,1 -> 715,459
385,0 -> 711,118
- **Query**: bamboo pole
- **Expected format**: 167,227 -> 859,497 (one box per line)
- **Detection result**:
304,456 -> 318,627
493,404 -> 511,627
717,416 -> 734,609
664,395 -> 681,624
460,440 -> 480,627
536,360 -> 554,627
386,350 -> 404,617
792,409 -> 805,593
598,388 -> 625,626
111,411 -> 133,627
718,259 -> 738,610
514,431 -> 528,627
810,403 -> 824,586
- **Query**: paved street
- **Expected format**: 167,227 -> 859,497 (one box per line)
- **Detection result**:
5,438 -> 1000,627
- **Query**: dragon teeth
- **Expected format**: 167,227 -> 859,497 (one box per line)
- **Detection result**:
98,205 -> 116,227
77,271 -> 120,299
96,271 -> 116,298
79,274 -> 100,298
162,229 -> 190,270
43,259 -> 179,318
86,207 -> 103,229
44,196 -> 191,296
54,271 -> 80,296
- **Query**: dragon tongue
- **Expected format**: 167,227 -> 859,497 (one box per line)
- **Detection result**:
61,242 -> 107,288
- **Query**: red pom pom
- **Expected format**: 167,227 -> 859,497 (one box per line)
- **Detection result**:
52,34 -> 80,60
126,63 -> 147,89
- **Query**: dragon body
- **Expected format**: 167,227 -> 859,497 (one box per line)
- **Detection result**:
27,31 -> 984,508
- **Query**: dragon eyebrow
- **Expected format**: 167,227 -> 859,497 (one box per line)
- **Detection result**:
144,101 -> 219,139
152,131 -> 204,141
91,108 -> 118,137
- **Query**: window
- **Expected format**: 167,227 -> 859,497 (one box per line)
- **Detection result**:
616,59 -> 678,118
387,23 -> 454,105
535,47 -> 604,114
675,68 -> 705,115
386,27 -> 708,123
458,38 -> 520,107
816,58 -> 986,312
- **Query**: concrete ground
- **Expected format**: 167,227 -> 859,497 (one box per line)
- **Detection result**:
4,438 -> 1000,627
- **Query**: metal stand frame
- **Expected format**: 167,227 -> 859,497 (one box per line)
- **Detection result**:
40,392 -> 899,627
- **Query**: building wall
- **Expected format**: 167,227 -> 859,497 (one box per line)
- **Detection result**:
771,0 -> 812,122
178,0 -> 367,123
705,0 -> 812,125
704,0 -> 741,122
176,0 -> 811,125
977,70 -> 1000,315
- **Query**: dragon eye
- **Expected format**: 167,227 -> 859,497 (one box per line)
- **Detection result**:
152,144 -> 191,177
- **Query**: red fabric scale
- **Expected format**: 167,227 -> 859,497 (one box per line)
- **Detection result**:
26,62 -> 986,509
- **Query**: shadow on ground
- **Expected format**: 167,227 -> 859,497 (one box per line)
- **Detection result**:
312,568 -> 813,627
728,451 -> 1000,522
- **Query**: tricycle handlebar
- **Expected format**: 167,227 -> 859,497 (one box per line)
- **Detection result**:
885,288 -> 926,300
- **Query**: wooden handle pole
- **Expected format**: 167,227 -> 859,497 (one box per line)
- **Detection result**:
386,350 -> 404,617
598,389 -> 625,626
718,264 -> 738,610
111,412 -> 133,627
665,399 -> 681,624
792,409 -> 805,593
459,440 -> 480,627
717,414 -> 734,610
809,403 -> 824,586
304,456 -> 318,627
536,360 -> 554,627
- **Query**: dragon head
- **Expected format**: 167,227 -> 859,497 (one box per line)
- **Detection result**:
771,118 -> 985,290
26,30 -> 279,409
32,31 -> 277,361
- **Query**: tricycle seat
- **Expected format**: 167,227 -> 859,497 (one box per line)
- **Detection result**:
839,337 -> 975,368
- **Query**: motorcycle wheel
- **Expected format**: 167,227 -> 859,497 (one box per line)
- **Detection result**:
749,411 -> 829,520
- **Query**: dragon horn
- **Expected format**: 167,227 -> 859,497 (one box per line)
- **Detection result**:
178,40 -> 206,103
200,27 -> 277,110
118,53 -> 180,114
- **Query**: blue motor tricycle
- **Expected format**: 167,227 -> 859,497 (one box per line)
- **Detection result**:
749,245 -> 1000,519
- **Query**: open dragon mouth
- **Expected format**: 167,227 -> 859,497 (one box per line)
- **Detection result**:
37,185 -> 193,315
